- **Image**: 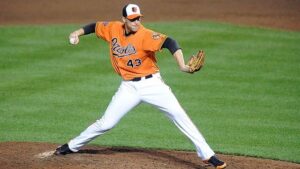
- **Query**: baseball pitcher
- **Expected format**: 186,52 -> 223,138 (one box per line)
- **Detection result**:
54,4 -> 226,169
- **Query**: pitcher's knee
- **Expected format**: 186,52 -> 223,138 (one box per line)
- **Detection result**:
95,119 -> 116,132
166,108 -> 186,119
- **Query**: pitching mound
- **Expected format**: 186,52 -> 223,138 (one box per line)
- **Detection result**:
0,142 -> 299,169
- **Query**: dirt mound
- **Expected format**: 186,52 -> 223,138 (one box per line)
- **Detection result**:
0,142 -> 299,169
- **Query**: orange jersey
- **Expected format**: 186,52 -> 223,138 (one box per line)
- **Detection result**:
95,21 -> 167,80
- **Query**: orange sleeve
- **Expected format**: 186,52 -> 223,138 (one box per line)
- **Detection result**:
142,29 -> 167,52
95,21 -> 112,42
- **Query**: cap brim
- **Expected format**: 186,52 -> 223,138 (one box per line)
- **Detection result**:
127,14 -> 143,20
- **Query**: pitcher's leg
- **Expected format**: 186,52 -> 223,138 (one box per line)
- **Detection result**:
167,105 -> 215,160
141,78 -> 215,160
68,82 -> 140,152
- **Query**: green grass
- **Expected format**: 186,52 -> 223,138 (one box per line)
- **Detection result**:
0,22 -> 299,163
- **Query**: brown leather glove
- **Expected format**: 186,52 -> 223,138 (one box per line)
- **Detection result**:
188,50 -> 205,73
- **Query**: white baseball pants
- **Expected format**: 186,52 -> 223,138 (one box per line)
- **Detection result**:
68,73 -> 215,160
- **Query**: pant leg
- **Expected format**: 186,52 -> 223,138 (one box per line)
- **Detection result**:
139,75 -> 215,160
68,81 -> 141,152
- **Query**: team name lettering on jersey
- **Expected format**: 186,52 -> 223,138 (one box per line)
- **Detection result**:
111,38 -> 136,58
96,21 -> 167,80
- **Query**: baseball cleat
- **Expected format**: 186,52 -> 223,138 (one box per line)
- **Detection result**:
54,143 -> 74,155
204,156 -> 227,169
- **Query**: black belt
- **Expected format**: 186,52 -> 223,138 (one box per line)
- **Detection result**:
131,74 -> 153,81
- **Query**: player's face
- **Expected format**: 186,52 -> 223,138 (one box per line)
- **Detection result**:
123,17 -> 141,33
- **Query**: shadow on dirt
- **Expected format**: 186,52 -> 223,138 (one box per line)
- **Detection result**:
79,147 -> 208,169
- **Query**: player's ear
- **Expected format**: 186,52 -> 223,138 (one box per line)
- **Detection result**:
122,17 -> 126,23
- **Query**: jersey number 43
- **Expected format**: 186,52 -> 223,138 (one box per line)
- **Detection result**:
127,59 -> 142,68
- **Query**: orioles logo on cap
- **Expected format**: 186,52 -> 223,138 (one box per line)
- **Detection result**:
132,7 -> 137,12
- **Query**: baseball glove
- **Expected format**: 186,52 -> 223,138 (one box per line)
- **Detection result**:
188,50 -> 205,73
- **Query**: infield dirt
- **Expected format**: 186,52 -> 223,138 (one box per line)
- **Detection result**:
1,142 -> 300,169
0,0 -> 300,169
